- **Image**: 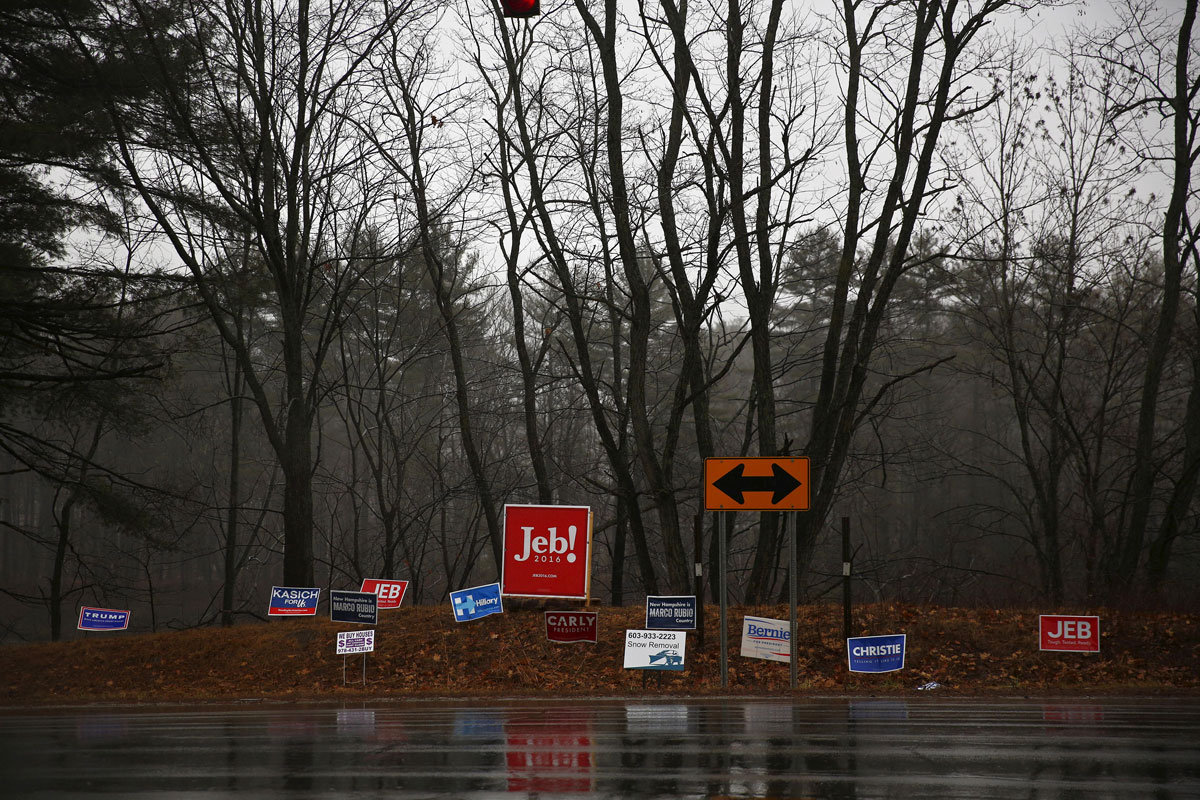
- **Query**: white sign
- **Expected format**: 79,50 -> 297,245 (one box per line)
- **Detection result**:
337,629 -> 375,655
740,615 -> 791,663
623,629 -> 686,671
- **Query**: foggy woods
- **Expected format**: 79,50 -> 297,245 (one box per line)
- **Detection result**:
1,0 -> 1196,640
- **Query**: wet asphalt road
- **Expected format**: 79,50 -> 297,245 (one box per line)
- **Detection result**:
0,698 -> 1197,798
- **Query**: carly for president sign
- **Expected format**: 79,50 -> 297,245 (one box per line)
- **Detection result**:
501,504 -> 592,599
545,611 -> 599,643
268,586 -> 320,616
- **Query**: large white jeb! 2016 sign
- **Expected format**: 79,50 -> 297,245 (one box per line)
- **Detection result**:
501,504 -> 592,600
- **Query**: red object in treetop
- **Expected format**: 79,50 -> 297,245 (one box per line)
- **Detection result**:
500,0 -> 539,17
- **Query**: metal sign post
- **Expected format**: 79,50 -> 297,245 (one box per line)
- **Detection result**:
790,511 -> 798,690
719,511 -> 729,689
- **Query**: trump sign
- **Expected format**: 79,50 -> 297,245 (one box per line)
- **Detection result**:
1040,615 -> 1100,653
360,579 -> 408,609
501,504 -> 592,599
77,607 -> 130,631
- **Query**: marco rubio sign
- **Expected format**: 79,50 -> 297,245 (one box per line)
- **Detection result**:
645,596 -> 697,630
330,590 -> 378,625
77,607 -> 130,631
1040,615 -> 1100,652
336,629 -> 375,655
451,582 -> 503,622
847,634 -> 906,672
360,579 -> 408,609
545,611 -> 598,643
268,586 -> 320,616
501,504 -> 592,600
740,615 -> 791,663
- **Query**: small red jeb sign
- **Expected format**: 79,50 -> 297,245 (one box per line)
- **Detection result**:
1039,614 -> 1100,653
545,611 -> 598,643
359,579 -> 409,609
501,504 -> 592,599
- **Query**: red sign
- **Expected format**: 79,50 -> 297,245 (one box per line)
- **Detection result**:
506,710 -> 593,793
1039,615 -> 1100,652
359,579 -> 409,609
501,505 -> 592,599
545,611 -> 598,643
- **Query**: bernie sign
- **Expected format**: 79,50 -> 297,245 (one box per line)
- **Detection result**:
645,596 -> 697,630
450,583 -> 503,622
268,586 -> 321,616
846,634 -> 906,673
740,615 -> 791,663
77,606 -> 130,631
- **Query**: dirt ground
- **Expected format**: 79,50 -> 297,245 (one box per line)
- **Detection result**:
2,603 -> 1197,705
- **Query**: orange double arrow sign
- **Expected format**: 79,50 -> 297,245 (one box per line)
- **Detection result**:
704,457 -> 810,511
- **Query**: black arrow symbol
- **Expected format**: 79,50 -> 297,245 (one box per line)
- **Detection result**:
713,463 -> 802,505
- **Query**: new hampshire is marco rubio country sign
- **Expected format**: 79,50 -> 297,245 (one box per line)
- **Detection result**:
268,586 -> 320,616
77,606 -> 130,631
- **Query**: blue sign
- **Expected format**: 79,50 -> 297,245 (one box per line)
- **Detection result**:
450,583 -> 503,622
77,606 -> 130,631
645,596 -> 697,630
330,590 -> 377,625
847,634 -> 906,673
268,586 -> 321,616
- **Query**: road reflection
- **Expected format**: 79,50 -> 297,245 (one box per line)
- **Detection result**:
1,698 -> 1197,798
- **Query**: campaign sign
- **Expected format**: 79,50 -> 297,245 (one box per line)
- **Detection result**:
451,582 -> 503,622
501,504 -> 592,600
623,629 -> 686,671
645,596 -> 697,630
1040,615 -> 1100,653
268,586 -> 320,616
545,611 -> 598,643
336,629 -> 375,655
77,606 -> 130,631
360,579 -> 409,609
847,634 -> 906,672
740,615 -> 791,663
331,590 -> 378,625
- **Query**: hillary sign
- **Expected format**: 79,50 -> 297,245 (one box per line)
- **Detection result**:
847,634 -> 906,673
450,583 -> 503,622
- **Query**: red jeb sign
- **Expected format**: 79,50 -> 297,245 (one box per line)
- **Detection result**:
545,611 -> 598,643
1039,615 -> 1100,653
501,504 -> 592,600
360,579 -> 409,609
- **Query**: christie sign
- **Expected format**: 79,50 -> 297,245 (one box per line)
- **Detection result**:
1040,615 -> 1100,653
501,504 -> 592,599
846,634 -> 906,673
